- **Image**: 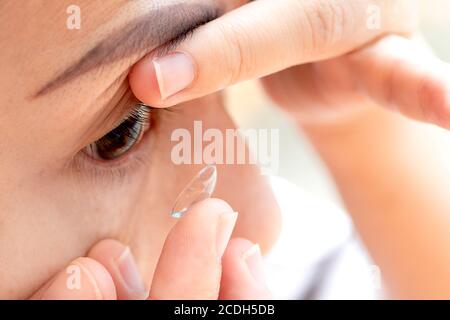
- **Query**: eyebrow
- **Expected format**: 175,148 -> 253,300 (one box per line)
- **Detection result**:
34,2 -> 220,97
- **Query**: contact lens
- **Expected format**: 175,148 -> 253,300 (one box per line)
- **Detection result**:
170,165 -> 218,219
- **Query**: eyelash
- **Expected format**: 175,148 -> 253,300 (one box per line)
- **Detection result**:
90,102 -> 152,157
70,103 -> 155,184
67,8 -> 220,181
103,103 -> 151,142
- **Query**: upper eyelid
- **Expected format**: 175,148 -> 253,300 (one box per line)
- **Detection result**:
48,5 -> 220,151
77,79 -> 133,146
80,15 -> 212,133
32,4 -> 220,148
89,91 -> 158,145
96,103 -> 152,145
78,69 -> 160,150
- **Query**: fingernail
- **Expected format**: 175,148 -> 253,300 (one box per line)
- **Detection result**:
114,247 -> 148,299
216,211 -> 239,258
243,244 -> 266,283
153,52 -> 195,100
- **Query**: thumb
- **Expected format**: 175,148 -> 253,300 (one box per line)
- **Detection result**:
31,257 -> 116,300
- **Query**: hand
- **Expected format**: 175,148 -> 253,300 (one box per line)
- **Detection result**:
30,199 -> 271,300
261,35 -> 450,128
128,0 -> 450,128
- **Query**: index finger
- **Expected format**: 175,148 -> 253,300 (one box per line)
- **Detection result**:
129,0 -> 418,108
344,36 -> 450,128
150,198 -> 238,300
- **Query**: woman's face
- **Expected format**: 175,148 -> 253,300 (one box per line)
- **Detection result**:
0,0 -> 280,298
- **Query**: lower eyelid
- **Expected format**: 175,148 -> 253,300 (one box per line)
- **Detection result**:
71,130 -> 154,185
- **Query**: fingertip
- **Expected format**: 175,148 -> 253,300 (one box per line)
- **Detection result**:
39,257 -> 116,300
150,198 -> 236,300
88,239 -> 126,258
169,198 -> 236,258
75,257 -> 117,300
178,198 -> 237,248
187,198 -> 234,217
419,74 -> 450,129
88,239 -> 148,300
129,56 -> 164,107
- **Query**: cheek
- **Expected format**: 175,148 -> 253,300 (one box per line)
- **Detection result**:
0,92 -> 281,298
0,155 -> 176,299
0,175 -> 130,298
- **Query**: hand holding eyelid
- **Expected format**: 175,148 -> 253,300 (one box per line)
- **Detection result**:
128,0 -> 415,103
133,0 -> 402,105
129,0 -> 450,130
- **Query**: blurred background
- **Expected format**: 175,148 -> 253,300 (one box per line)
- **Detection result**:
226,0 -> 450,208
224,0 -> 450,299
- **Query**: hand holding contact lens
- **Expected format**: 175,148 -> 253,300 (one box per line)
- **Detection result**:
170,165 -> 217,218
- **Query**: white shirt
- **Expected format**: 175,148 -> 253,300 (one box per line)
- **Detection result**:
264,176 -> 383,299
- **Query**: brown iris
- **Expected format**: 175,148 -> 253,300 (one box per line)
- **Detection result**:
86,103 -> 150,161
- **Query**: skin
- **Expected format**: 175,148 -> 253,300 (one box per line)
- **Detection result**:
31,200 -> 272,300
130,0 -> 450,298
262,37 -> 450,298
3,0 -> 450,299
256,38 -> 450,298
0,0 -> 280,299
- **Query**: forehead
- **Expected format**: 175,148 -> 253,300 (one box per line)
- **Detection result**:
0,0 -> 220,107
0,1 -> 126,103
0,0 -> 219,46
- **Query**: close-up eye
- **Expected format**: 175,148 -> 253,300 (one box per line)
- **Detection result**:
84,102 -> 152,161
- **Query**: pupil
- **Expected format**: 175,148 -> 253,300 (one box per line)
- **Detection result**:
95,117 -> 142,160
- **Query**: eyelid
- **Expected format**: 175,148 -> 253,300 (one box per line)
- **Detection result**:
84,10 -> 216,142
94,91 -> 147,141
84,102 -> 152,161
76,81 -> 138,150
70,99 -> 155,182
55,6 -> 220,158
